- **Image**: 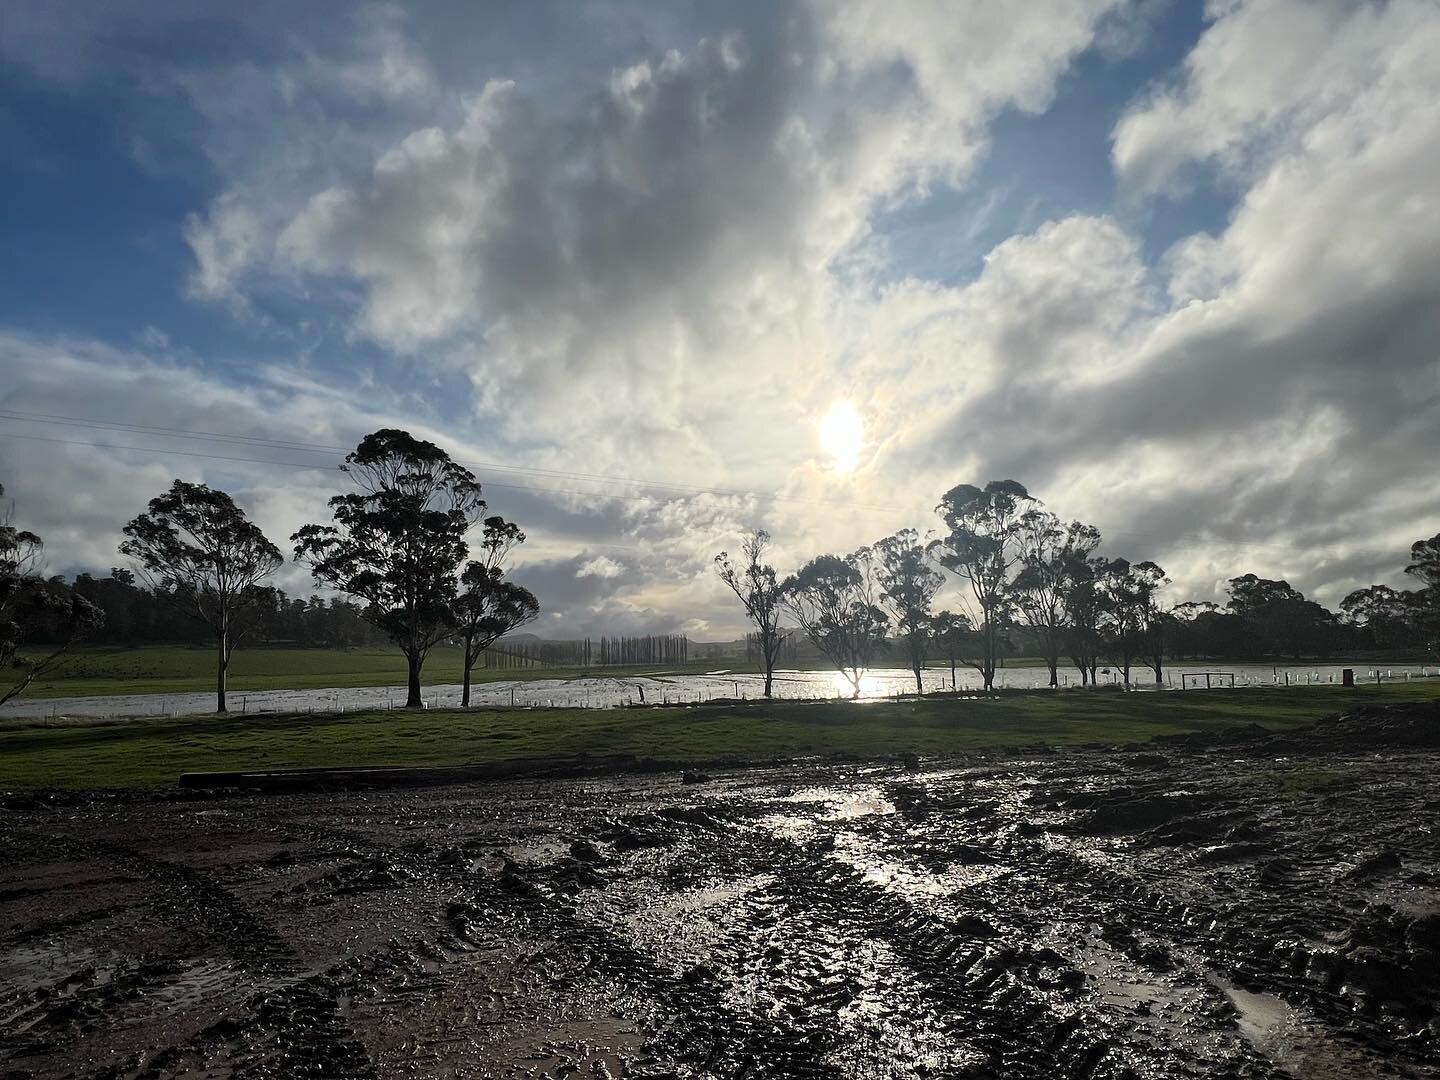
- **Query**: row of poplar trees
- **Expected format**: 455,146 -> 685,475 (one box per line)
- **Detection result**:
112,429 -> 539,712
717,480 -> 1170,699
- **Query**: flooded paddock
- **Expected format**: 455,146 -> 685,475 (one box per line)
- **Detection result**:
2,663 -> 1435,721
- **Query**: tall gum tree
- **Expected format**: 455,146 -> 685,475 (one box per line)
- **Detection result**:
454,516 -> 539,707
1014,513 -> 1101,687
781,548 -> 889,699
715,529 -> 785,698
120,480 -> 281,713
1060,552 -> 1108,685
931,480 -> 1033,691
873,528 -> 944,694
293,429 -> 485,708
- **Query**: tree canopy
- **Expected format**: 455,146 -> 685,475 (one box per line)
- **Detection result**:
120,479 -> 282,712
293,429 -> 487,707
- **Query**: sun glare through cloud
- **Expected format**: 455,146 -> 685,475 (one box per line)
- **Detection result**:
819,399 -> 865,473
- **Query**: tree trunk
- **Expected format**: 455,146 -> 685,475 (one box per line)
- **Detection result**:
216,626 -> 228,714
406,652 -> 423,708
1047,655 -> 1058,688
913,661 -> 923,695
462,644 -> 473,708
1153,657 -> 1164,685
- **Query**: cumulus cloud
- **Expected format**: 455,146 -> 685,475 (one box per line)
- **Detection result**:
184,0 -> 1141,471
1112,0 -> 1440,196
5,0 -> 1439,638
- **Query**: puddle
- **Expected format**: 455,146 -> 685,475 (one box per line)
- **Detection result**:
832,831 -> 1011,901
1209,971 -> 1384,1079
774,785 -> 897,819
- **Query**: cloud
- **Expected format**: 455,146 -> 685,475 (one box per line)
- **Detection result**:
7,0 -> 1440,639
183,0 -> 1138,471
1112,0 -> 1440,196
576,555 -> 624,579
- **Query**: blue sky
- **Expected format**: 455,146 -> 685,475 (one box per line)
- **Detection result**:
1,2 -> 1217,355
2,1 -> 1438,636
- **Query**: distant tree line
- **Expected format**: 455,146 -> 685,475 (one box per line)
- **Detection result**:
717,479 -> 1439,699
595,634 -> 690,666
50,572 -> 380,649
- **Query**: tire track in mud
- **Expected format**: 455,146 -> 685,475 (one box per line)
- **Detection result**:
19,831 -> 377,1079
478,799 -> 1254,1079
750,829 -> 1281,1079
861,764 -> 1440,1078
1014,764 -> 1440,1074
446,863 -> 850,1077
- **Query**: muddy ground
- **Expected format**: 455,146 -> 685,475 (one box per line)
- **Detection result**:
2,705 -> 1438,1079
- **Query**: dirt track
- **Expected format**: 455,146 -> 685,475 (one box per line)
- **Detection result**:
3,706 -> 1439,1078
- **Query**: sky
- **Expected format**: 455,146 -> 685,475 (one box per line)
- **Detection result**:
2,0 -> 1438,640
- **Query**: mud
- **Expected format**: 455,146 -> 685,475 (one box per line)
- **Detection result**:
3,706 -> 1438,1078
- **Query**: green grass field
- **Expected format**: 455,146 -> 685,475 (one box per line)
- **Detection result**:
3,681 -> 1435,790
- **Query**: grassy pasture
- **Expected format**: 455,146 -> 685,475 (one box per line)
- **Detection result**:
2,680 -> 1435,790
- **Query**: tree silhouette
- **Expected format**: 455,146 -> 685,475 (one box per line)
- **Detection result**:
293,429 -> 485,708
1059,552 -> 1108,684
2,485 -> 103,706
931,480 -> 1033,691
716,530 -> 785,697
1014,513 -> 1100,687
454,517 -> 539,707
781,549 -> 889,699
874,528 -> 944,693
121,480 -> 282,713
930,610 -> 973,690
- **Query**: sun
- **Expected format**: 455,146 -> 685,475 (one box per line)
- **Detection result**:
819,399 -> 865,472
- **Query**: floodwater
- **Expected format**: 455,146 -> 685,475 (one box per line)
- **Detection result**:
1,662 -> 1434,720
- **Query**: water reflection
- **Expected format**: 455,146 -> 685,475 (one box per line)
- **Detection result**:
2,662 -> 1435,720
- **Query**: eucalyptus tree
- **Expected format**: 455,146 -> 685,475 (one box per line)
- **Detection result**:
121,480 -> 282,712
1013,512 -> 1101,687
293,429 -> 486,708
931,480 -> 1034,691
1097,559 -> 1168,686
1060,552 -> 1108,685
874,528 -> 945,693
715,529 -> 785,697
1405,534 -> 1440,590
1340,584 -> 1418,651
454,517 -> 539,707
1130,562 -> 1172,684
930,609 -> 973,691
2,485 -> 103,706
1400,533 -> 1440,652
781,548 -> 889,699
